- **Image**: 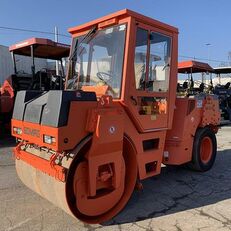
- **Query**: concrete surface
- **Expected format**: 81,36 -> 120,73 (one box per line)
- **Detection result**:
0,126 -> 231,231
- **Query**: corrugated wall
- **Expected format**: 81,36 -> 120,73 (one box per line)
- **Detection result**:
0,45 -> 14,85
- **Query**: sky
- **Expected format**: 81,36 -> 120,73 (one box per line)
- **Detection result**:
1,0 -> 231,67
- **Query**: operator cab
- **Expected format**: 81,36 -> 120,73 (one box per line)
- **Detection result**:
9,38 -> 70,91
67,9 -> 178,132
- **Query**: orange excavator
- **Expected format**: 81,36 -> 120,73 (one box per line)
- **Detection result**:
11,9 -> 220,224
0,38 -> 70,133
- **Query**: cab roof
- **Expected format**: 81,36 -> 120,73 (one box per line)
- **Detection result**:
9,38 -> 70,60
178,60 -> 214,73
68,9 -> 178,35
214,66 -> 231,74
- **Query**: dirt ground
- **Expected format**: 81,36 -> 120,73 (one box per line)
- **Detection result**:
0,126 -> 231,231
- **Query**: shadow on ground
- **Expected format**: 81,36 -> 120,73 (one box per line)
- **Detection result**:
105,149 -> 231,225
0,134 -> 15,148
1,133 -> 230,227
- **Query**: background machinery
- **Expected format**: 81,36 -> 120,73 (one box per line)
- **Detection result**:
11,9 -> 220,224
0,38 -> 70,133
177,61 -> 231,121
177,60 -> 214,96
213,67 -> 231,121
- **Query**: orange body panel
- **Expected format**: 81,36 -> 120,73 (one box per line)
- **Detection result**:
164,96 -> 220,165
12,101 -> 97,152
13,143 -> 66,181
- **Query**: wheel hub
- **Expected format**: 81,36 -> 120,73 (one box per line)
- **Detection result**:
200,136 -> 213,164
73,160 -> 125,216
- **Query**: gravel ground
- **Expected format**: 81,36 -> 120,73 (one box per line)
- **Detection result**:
0,126 -> 231,231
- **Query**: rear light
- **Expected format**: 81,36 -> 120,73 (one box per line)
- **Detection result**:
13,127 -> 22,135
44,135 -> 56,144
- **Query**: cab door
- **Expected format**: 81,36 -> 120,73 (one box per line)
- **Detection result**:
127,23 -> 173,132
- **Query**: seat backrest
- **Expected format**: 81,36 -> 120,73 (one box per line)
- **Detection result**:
11,74 -> 33,91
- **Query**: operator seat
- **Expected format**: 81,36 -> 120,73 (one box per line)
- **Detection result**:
32,71 -> 50,90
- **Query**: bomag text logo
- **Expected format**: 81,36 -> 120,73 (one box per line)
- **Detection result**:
24,127 -> 40,138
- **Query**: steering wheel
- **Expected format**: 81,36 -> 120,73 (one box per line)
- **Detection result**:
96,72 -> 113,83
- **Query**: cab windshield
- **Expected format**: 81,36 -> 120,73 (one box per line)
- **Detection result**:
67,24 -> 127,98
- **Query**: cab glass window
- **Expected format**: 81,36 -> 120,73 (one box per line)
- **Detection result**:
134,28 -> 148,90
147,32 -> 171,92
67,24 -> 127,98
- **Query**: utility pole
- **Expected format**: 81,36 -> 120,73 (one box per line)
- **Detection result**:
55,26 -> 59,75
206,43 -> 211,64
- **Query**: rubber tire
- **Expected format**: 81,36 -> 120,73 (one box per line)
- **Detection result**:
188,127 -> 217,172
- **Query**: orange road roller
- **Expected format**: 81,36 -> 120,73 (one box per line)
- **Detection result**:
11,9 -> 220,224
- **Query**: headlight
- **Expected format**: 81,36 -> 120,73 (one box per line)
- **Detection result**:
13,127 -> 22,135
43,135 -> 56,144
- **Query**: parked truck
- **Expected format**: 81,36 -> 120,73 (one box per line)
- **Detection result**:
11,9 -> 220,224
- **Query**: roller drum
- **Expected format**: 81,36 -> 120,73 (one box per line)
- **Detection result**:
16,159 -> 72,216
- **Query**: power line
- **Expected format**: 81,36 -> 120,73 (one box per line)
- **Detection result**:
179,55 -> 227,64
0,26 -> 229,64
0,26 -> 71,38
